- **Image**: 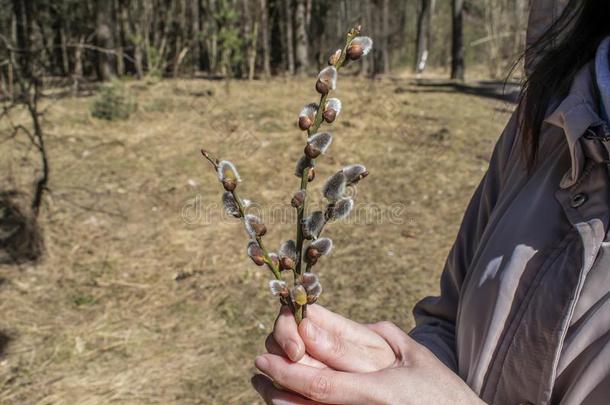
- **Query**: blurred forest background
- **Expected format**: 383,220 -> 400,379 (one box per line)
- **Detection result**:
0,0 -> 529,84
0,0 -> 528,403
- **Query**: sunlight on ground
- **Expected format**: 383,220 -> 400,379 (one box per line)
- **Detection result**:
0,75 -> 513,403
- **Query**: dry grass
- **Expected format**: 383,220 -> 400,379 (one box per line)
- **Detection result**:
0,72 -> 513,404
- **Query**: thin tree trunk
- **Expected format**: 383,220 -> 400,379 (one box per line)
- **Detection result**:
382,0 -> 390,74
451,0 -> 465,80
60,25 -> 69,75
12,0 -> 32,79
191,0 -> 201,75
115,0 -> 126,76
260,0 -> 271,77
73,36 -> 84,94
208,0 -> 218,73
294,0 -> 309,74
285,0 -> 295,75
414,0 -> 432,74
305,0 -> 312,30
248,20 -> 259,80
132,1 -> 144,79
360,0 -> 371,77
95,0 -> 115,81
29,84 -> 49,217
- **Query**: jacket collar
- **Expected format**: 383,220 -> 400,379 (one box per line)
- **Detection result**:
546,62 -> 605,188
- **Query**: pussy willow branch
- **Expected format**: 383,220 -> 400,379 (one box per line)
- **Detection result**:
294,27 -> 360,278
200,149 -> 281,280
292,26 -> 361,324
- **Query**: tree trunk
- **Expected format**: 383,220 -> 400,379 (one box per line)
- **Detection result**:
12,0 -> 32,79
248,20 -> 259,80
451,0 -> 465,81
73,36 -> 84,94
95,0 -> 115,81
414,0 -> 432,74
191,0 -> 201,75
294,0 -> 309,74
359,0 -> 371,77
115,0 -> 126,77
285,0 -> 295,75
132,0 -> 145,79
260,0 -> 271,77
382,0 -> 390,74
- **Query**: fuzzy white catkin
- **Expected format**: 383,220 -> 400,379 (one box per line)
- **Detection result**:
299,103 -> 318,118
244,214 -> 262,237
307,132 -> 333,154
342,164 -> 367,184
325,98 -> 342,114
217,160 -> 241,182
301,272 -> 319,287
310,237 -> 333,255
323,171 -> 347,201
317,66 -> 337,90
351,36 -> 373,55
304,211 -> 325,239
331,197 -> 354,220
222,192 -> 240,217
279,240 -> 297,260
269,280 -> 287,296
295,155 -> 315,177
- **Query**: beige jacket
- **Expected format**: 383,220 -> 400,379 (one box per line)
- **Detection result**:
410,60 -> 610,404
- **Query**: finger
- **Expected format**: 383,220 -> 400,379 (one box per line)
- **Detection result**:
297,306 -> 395,372
273,305 -> 305,362
266,333 -> 287,356
365,321 -> 413,364
255,353 -> 371,404
251,374 -> 322,405
306,304 -> 393,350
265,334 -> 328,369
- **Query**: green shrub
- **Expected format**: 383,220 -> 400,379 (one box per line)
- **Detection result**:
91,82 -> 136,120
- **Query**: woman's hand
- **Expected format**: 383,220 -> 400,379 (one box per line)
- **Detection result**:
252,304 -> 483,405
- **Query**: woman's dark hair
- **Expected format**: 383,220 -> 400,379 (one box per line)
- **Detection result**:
518,0 -> 610,169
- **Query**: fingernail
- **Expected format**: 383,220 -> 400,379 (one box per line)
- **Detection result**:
306,320 -> 321,342
285,339 -> 300,361
255,355 -> 269,371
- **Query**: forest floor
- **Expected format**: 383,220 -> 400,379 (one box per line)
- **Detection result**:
0,72 -> 514,404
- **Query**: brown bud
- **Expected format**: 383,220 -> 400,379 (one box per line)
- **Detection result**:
250,253 -> 265,266
360,170 -> 369,179
247,242 -> 265,266
347,44 -> 363,61
355,24 -> 362,34
280,256 -> 295,271
307,167 -> 315,182
328,49 -> 342,66
291,190 -> 306,208
222,179 -> 237,191
323,108 -> 337,123
304,143 -> 321,159
315,79 -> 329,95
306,247 -> 320,265
298,115 -> 312,131
252,222 -> 267,237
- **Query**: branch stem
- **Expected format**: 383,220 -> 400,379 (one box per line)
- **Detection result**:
200,149 -> 281,280
292,26 -> 360,320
